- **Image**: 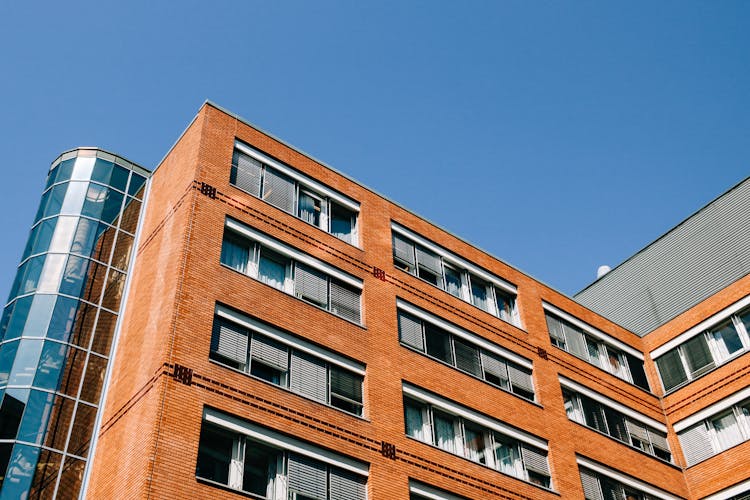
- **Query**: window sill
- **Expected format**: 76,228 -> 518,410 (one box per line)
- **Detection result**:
208,358 -> 370,422
196,475 -> 266,499
403,435 -> 558,495
392,267 -> 526,333
219,262 -> 367,330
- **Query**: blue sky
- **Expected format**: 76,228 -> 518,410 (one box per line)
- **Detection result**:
1,1 -> 748,303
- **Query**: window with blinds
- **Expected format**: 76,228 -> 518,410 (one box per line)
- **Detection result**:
544,311 -> 650,391
403,394 -> 551,489
197,418 -> 367,500
562,388 -> 672,463
391,228 -> 520,327
397,309 -> 534,401
654,306 -> 750,393
220,225 -> 362,324
677,396 -> 750,466
231,144 -> 359,245
209,313 -> 364,416
578,465 -> 666,500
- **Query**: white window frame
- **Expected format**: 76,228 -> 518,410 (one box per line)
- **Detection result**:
234,141 -> 360,245
408,480 -> 468,500
391,223 -> 521,328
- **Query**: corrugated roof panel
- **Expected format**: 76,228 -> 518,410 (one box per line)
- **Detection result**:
575,177 -> 750,336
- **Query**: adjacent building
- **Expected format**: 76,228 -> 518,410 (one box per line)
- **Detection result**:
0,102 -> 747,499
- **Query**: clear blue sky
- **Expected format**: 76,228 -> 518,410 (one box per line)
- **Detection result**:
1,1 -> 748,304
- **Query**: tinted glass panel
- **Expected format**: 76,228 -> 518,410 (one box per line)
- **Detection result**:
424,325 -> 452,364
196,424 -> 233,485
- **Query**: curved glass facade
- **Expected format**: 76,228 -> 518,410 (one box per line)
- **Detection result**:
0,149 -> 148,499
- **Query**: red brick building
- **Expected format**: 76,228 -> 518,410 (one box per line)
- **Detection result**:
1,102 -> 748,499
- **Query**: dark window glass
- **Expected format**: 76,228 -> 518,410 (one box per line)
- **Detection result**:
625,353 -> 650,391
59,256 -> 91,297
196,424 -> 234,485
603,407 -> 628,442
119,197 -> 141,234
79,354 -> 107,404
424,324 -> 453,364
11,256 -> 45,298
28,448 -> 62,498
453,338 -> 481,377
100,269 -> 126,313
220,232 -> 251,274
250,362 -> 283,385
36,184 -> 68,223
67,402 -> 97,457
90,309 -> 117,355
581,396 -> 607,433
0,443 -> 13,489
0,302 -> 13,342
82,184 -> 124,225
47,296 -> 79,343
57,455 -> 84,499
7,339 -> 44,386
57,346 -> 86,398
243,441 -> 278,495
4,296 -> 33,342
656,349 -> 688,391
331,204 -> 355,243
0,341 -> 20,386
46,159 -> 75,189
330,367 -> 363,416
44,396 -> 74,451
128,173 -> 147,198
0,389 -> 27,439
111,231 -> 134,271
683,335 -> 714,377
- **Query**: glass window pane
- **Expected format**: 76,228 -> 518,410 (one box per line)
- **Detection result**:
128,173 -> 147,198
38,184 -> 69,221
59,182 -> 87,216
28,448 -> 62,498
100,269 -> 126,312
298,191 -> 323,226
90,309 -> 118,356
33,341 -> 68,391
405,399 -> 429,442
67,402 -> 97,458
47,216 -> 78,254
44,396 -> 74,451
242,441 -> 278,496
656,349 -> 688,391
683,335 -> 714,377
331,204 -> 355,243
464,423 -> 488,464
23,294 -> 56,338
16,390 -> 56,444
444,266 -> 463,298
79,354 -> 107,404
57,456 -> 84,498
110,231 -> 134,271
712,321 -> 744,359
4,297 -> 33,342
0,341 -> 20,386
495,288 -> 516,323
220,233 -> 250,274
57,346 -> 86,398
711,411 -> 743,450
196,423 -> 234,485
453,338 -> 481,377
8,339 -> 44,386
23,218 -> 57,260
494,434 -> 523,479
119,197 -> 142,234
13,256 -> 45,297
47,296 -> 79,343
433,410 -> 458,454
0,389 -> 28,439
469,275 -> 491,312
59,256 -> 92,298
1,444 -> 41,499
67,302 -> 97,349
36,254 -> 67,294
71,218 -> 103,257
424,324 -> 453,364
258,249 -> 288,290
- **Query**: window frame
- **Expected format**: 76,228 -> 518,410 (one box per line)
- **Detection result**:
221,218 -> 363,325
231,141 -> 360,246
397,300 -> 535,402
210,305 -> 366,418
391,223 -> 521,327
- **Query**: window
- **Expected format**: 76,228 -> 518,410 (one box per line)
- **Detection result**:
562,384 -> 671,463
231,143 -> 359,245
197,410 -> 368,500
408,480 -> 470,500
578,461 -> 675,500
209,308 -> 365,417
220,219 -> 362,324
544,308 -> 649,390
397,304 -> 535,401
654,305 -> 750,392
677,395 -> 750,466
403,384 -> 551,489
391,225 -> 520,326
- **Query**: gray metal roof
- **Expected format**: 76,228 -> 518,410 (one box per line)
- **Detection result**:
575,176 -> 750,336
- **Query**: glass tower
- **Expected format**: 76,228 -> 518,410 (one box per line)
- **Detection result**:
0,149 -> 148,499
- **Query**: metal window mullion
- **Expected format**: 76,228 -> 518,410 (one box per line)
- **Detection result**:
705,330 -> 724,364
734,404 -> 750,440
677,346 -> 694,383
732,314 -> 750,350
488,286 -> 499,317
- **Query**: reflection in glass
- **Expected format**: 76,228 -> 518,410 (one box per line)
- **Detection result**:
23,218 -> 57,260
0,342 -> 20,386
47,297 -> 79,342
7,340 -> 44,386
47,216 -> 78,254
80,354 -> 107,404
59,256 -> 91,298
110,231 -> 134,271
58,456 -> 84,499
36,254 -> 68,294
128,173 -> 147,197
33,342 -> 68,390
90,309 -> 116,355
1,444 -> 41,499
11,256 -> 45,298
68,302 -> 97,349
16,390 -> 55,444
23,295 -> 56,338
0,443 -> 12,490
59,181 -> 87,217
4,297 -> 32,342
100,269 -> 126,312
44,396 -> 74,451
36,184 -> 68,222
67,402 -> 97,457
57,347 -> 86,398
69,157 -> 95,181
28,448 -> 62,498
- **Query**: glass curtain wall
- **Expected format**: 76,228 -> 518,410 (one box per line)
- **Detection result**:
0,149 -> 148,499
